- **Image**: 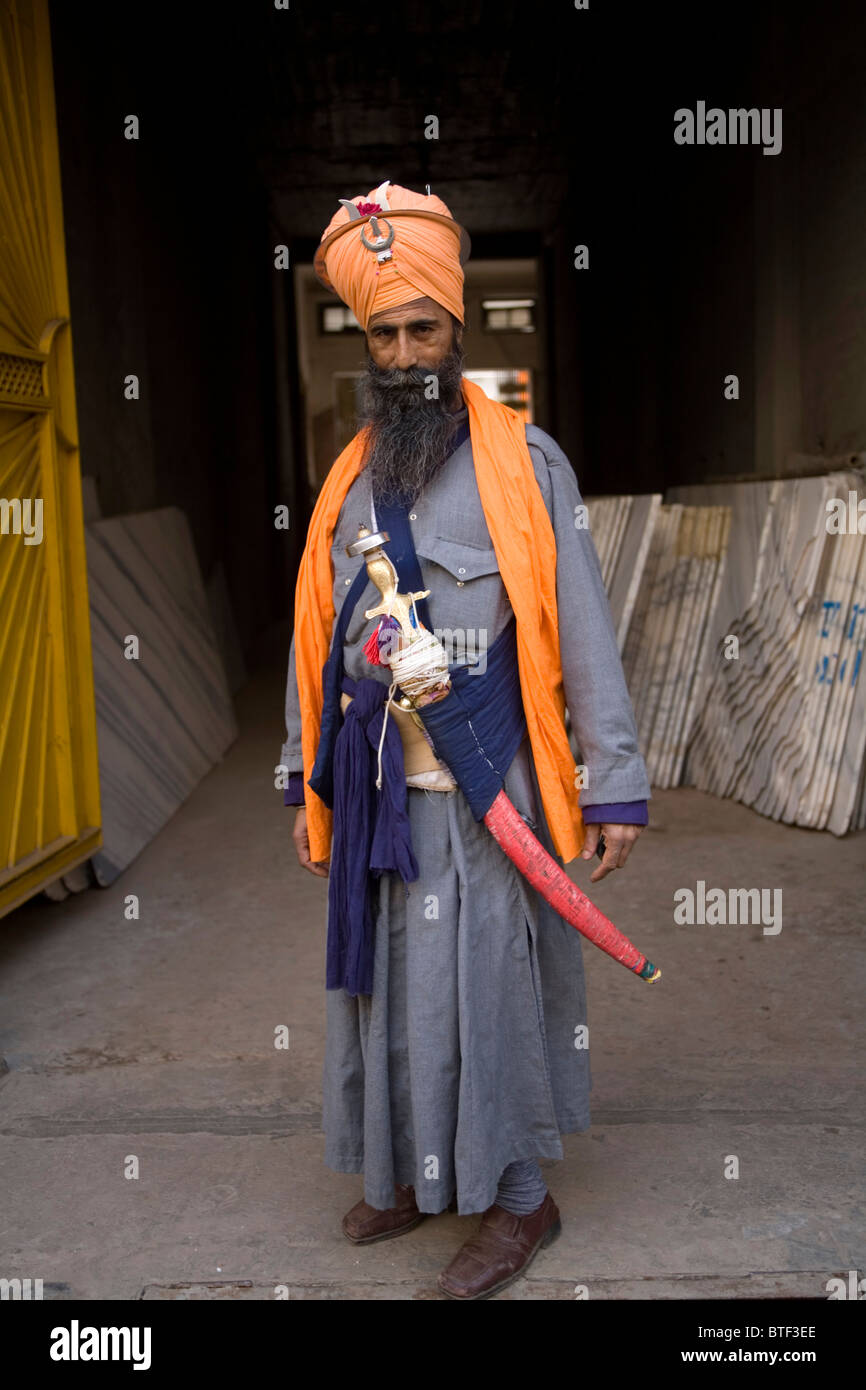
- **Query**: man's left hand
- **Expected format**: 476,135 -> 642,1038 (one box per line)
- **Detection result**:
580,822 -> 644,883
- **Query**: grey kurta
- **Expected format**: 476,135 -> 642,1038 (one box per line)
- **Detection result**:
280,406 -> 651,1215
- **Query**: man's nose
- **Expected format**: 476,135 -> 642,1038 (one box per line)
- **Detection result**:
393,332 -> 418,369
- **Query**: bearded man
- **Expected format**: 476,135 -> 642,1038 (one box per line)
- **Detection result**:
279,181 -> 651,1300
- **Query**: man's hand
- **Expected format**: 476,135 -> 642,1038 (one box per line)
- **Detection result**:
580,822 -> 644,883
292,806 -> 330,878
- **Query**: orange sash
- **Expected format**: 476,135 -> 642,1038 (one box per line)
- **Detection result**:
292,376 -> 586,864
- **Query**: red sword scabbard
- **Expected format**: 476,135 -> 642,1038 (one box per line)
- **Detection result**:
483,789 -> 661,982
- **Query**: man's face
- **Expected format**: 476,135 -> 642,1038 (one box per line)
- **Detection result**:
355,295 -> 466,505
365,296 -> 461,372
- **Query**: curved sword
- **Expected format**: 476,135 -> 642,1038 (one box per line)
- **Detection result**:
347,524 -> 661,983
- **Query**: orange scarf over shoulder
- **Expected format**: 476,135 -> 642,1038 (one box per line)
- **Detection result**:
292,376 -> 586,865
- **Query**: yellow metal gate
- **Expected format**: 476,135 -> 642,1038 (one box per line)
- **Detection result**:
0,0 -> 102,916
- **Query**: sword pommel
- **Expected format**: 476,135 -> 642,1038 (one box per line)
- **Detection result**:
346,524 -> 390,558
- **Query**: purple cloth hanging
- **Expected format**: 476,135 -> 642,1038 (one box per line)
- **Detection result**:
326,674 -> 419,997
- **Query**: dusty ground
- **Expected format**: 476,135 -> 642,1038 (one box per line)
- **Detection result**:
1,650 -> 863,1300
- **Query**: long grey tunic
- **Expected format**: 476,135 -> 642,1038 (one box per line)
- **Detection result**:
280,408 -> 651,1215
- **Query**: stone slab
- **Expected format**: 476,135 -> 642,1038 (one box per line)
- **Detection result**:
84,507 -> 237,884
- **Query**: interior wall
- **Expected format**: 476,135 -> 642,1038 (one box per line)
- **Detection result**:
798,59 -> 866,456
659,2 -> 866,489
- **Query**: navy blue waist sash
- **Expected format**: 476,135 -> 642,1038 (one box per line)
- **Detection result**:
309,481 -> 527,996
323,672 -> 418,998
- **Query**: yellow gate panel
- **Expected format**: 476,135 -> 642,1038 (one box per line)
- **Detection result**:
0,0 -> 102,916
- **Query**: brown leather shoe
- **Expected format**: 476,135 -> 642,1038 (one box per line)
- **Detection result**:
342,1183 -> 425,1245
437,1191 -> 562,1299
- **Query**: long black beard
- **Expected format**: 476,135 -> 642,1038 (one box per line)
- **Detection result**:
356,342 -> 466,506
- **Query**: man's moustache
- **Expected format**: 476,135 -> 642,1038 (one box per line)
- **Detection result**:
368,367 -> 429,390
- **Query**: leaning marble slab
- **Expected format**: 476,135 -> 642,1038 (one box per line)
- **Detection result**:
584,495 -> 631,589
585,494 -> 661,651
84,507 -> 238,884
686,472 -> 866,833
811,511 -> 866,828
638,506 -> 697,778
568,494 -> 660,766
666,480 -> 776,656
622,505 -> 681,736
737,472 -> 860,825
667,479 -> 776,788
661,506 -> 717,784
660,505 -> 730,789
784,517 -> 861,827
622,504 -> 731,789
819,515 -> 866,833
853,731 -> 866,830
607,494 -> 662,651
687,474 -> 840,812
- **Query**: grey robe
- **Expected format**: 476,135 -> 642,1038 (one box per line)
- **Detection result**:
280,409 -> 651,1215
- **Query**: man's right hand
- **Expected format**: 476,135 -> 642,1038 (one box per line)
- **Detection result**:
292,806 -> 330,878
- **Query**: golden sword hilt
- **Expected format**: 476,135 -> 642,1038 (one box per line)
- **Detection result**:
346,524 -> 431,634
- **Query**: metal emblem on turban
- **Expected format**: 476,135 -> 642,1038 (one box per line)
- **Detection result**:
359,216 -> 395,263
335,181 -> 396,264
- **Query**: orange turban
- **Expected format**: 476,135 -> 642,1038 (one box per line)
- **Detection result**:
313,180 -> 469,330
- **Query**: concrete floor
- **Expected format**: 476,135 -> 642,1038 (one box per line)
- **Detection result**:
1,650 -> 864,1301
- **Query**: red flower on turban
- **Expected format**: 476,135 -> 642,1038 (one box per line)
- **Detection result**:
354,202 -> 382,216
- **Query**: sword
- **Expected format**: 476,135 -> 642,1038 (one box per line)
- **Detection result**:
347,524 -> 661,983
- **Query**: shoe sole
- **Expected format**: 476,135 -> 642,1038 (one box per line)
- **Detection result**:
437,1216 -> 562,1300
342,1212 -> 427,1245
